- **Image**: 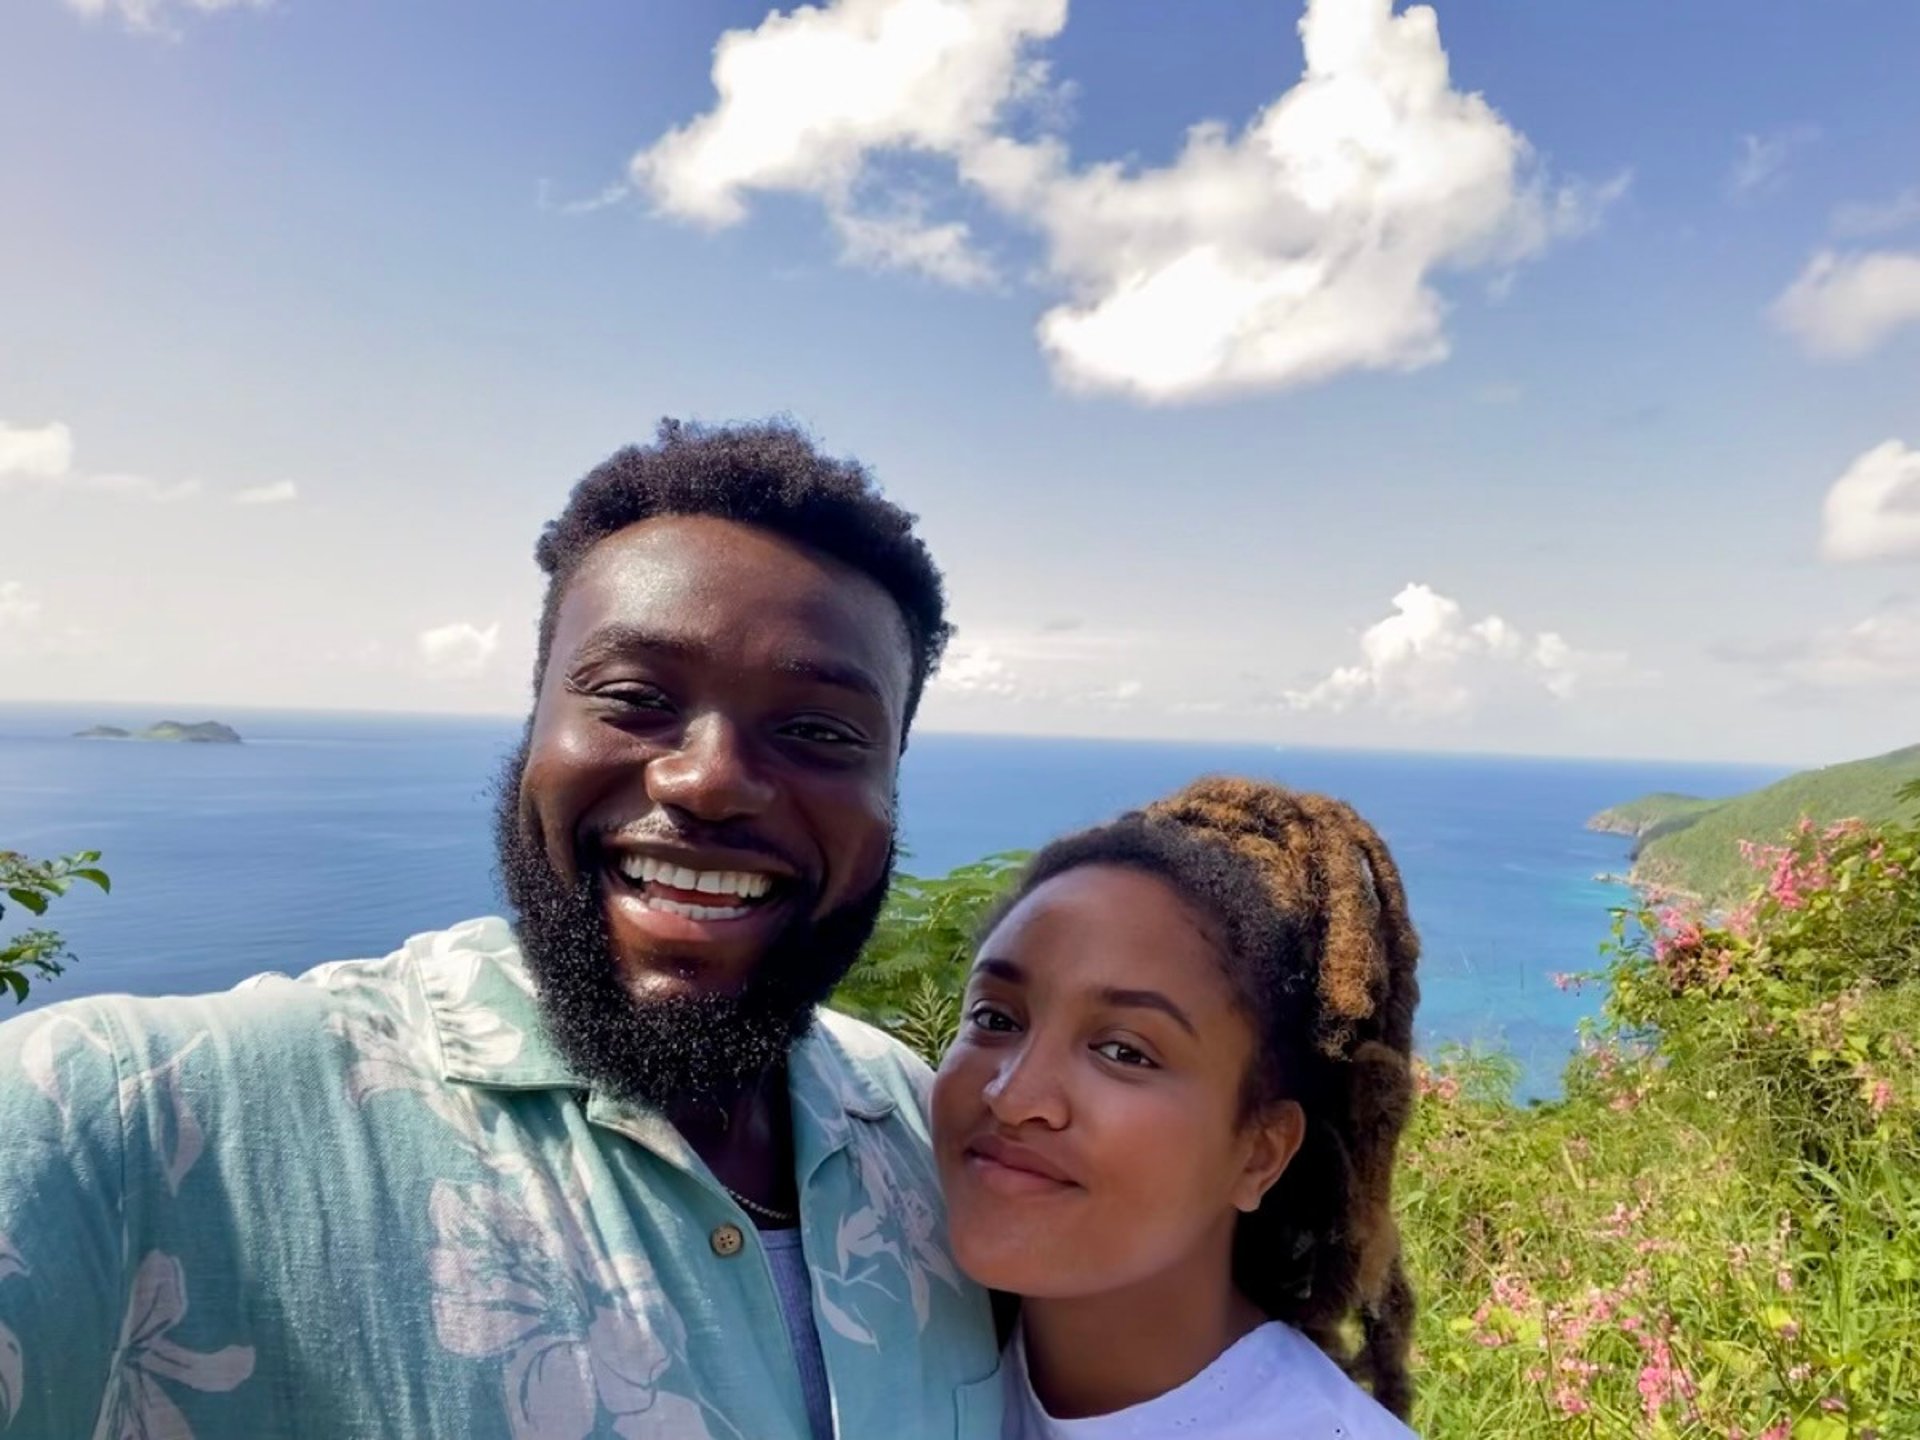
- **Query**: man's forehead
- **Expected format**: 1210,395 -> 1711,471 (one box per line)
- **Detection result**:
557,515 -> 913,683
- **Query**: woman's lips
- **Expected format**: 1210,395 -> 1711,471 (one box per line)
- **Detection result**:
963,1135 -> 1080,1197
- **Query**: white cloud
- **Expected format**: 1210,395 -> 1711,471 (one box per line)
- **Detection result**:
417,621 -> 501,680
0,419 -> 205,501
81,472 -> 203,502
1771,249 -> 1920,359
633,0 -> 1064,286
934,642 -> 1019,695
0,420 -> 75,482
538,179 -> 634,217
233,480 -> 298,506
1285,582 -> 1615,717
1760,602 -> 1920,692
1726,126 -> 1815,199
834,201 -> 1000,287
1822,439 -> 1920,564
1831,187 -> 1920,240
633,0 -> 1618,403
0,582 -> 44,632
61,0 -> 265,32
1083,678 -> 1144,707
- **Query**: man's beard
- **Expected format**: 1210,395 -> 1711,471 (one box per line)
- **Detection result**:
491,743 -> 892,1113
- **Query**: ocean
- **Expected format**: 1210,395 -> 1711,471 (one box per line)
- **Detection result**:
0,702 -> 1787,1097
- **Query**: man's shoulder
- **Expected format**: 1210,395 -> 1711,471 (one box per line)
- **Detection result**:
810,1007 -> 938,1114
1,916 -> 517,1071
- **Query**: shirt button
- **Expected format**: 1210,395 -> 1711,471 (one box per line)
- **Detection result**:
710,1223 -> 745,1258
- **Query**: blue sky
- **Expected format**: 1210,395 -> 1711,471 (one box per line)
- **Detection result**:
2,0 -> 1917,764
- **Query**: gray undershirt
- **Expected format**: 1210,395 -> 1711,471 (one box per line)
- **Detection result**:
763,1226 -> 834,1440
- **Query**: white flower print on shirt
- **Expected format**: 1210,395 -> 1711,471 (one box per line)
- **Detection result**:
795,1033 -> 964,1343
92,1252 -> 254,1440
17,1010 -> 114,1129
426,1179 -> 720,1440
18,1012 -> 209,1193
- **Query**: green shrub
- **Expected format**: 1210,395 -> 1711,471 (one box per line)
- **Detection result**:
0,848 -> 111,1003
835,852 -> 1025,1063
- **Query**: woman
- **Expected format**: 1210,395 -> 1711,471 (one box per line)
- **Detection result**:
931,778 -> 1421,1438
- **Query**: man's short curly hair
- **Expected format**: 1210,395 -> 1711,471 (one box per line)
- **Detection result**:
533,418 -> 952,735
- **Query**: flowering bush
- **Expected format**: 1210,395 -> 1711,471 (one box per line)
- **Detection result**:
1403,790 -> 1919,1439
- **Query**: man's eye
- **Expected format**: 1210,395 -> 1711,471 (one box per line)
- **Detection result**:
1092,1040 -> 1157,1068
784,720 -> 860,746
967,1003 -> 1019,1034
595,684 -> 671,710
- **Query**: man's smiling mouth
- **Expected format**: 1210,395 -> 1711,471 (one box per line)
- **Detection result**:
602,853 -> 788,924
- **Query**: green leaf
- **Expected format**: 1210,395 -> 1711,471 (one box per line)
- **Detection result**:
5,887 -> 47,916
74,868 -> 110,894
1,969 -> 26,1003
1792,1418 -> 1849,1440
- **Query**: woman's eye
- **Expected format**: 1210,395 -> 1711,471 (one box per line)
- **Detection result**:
966,1003 -> 1019,1034
1092,1040 -> 1157,1068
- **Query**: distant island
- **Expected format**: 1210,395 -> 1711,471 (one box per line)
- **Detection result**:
74,720 -> 244,744
1589,741 -> 1920,899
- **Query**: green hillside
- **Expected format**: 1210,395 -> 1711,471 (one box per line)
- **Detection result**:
1586,792 -> 1722,840
1605,743 -> 1920,899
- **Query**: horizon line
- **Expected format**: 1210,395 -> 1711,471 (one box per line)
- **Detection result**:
0,696 -> 1819,772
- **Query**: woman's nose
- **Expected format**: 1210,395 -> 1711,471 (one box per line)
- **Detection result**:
982,1040 -> 1070,1131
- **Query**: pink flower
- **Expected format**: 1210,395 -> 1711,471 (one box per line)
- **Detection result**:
1553,1387 -> 1591,1415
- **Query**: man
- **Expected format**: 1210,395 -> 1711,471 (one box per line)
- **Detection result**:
0,420 -> 1002,1438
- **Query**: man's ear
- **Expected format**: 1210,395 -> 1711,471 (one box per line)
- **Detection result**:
1233,1098 -> 1306,1213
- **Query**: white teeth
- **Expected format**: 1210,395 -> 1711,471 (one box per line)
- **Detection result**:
614,856 -> 775,901
640,896 -> 753,922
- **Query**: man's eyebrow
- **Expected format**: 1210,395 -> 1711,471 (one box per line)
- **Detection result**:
1098,987 -> 1197,1038
769,654 -> 888,709
569,622 -> 700,669
569,623 -> 887,707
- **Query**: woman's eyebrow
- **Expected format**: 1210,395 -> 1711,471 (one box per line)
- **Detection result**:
974,957 -> 1025,984
1098,987 -> 1197,1037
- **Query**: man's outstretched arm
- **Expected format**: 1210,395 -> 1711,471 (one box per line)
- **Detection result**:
0,1004 -> 127,1437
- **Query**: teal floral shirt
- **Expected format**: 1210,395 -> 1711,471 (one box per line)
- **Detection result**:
0,917 -> 1001,1439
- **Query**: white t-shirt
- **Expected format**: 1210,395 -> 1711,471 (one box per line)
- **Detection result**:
1002,1321 -> 1417,1439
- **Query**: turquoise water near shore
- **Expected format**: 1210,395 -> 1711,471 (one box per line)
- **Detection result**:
0,702 -> 1787,1097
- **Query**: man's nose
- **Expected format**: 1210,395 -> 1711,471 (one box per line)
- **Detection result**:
982,1039 -> 1070,1131
643,714 -> 778,823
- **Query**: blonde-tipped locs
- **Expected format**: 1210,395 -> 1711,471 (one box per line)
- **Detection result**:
1143,778 -> 1420,1419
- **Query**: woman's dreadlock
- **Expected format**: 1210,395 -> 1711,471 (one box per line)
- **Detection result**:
986,776 -> 1422,1418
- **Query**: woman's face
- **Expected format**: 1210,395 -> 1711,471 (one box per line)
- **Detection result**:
931,864 -> 1301,1301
